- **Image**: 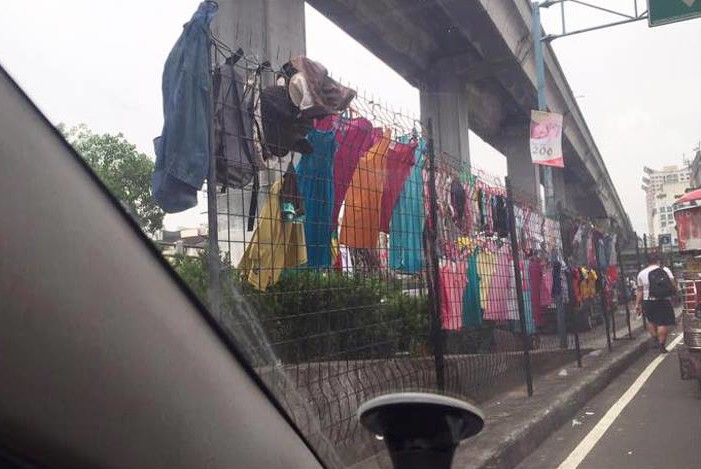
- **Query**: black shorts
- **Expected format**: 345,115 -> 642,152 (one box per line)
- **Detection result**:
642,299 -> 676,326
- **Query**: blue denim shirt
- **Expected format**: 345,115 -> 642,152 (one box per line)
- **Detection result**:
153,1 -> 218,213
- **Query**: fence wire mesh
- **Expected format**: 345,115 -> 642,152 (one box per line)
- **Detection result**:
157,40 -> 643,467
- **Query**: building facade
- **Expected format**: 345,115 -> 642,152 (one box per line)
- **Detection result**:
642,164 -> 691,247
690,149 -> 701,189
154,227 -> 208,259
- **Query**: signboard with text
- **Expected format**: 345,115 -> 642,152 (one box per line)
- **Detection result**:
648,0 -> 701,27
529,110 -> 564,168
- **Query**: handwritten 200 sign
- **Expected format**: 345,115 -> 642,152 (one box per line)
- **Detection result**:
529,110 -> 564,168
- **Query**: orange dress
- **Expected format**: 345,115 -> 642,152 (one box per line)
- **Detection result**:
340,130 -> 392,248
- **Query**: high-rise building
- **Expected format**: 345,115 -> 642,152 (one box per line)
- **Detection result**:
641,164 -> 691,247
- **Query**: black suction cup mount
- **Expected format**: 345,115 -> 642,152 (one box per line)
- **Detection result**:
358,392 -> 484,469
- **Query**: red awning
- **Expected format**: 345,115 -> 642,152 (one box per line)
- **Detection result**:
675,188 -> 701,205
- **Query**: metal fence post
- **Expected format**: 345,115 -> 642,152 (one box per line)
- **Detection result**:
425,118 -> 445,391
611,282 -> 618,341
574,329 -> 582,367
595,236 -> 613,351
505,177 -> 534,397
617,236 -> 633,339
635,232 -> 646,329
207,40 -> 221,319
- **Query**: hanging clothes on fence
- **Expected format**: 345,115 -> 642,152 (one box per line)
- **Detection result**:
433,169 -> 462,254
492,195 -> 509,238
462,250 -> 482,328
595,232 -> 607,271
440,260 -> 466,330
279,161 -> 305,222
378,232 -> 390,270
318,116 -> 376,231
260,85 -> 314,157
571,224 -> 587,267
389,137 -> 426,273
238,179 -> 307,290
477,246 -> 497,320
484,242 -> 519,321
586,229 -> 597,267
340,129 -> 392,248
296,129 -> 337,267
261,56 -> 355,158
608,234 -> 618,265
282,56 -> 357,119
153,1 -> 218,213
450,179 -> 467,227
529,257 -> 544,327
380,139 -> 417,232
540,259 -> 554,308
349,248 -> 381,271
212,54 -> 263,231
212,55 -> 258,190
463,178 -> 478,234
476,186 -> 486,231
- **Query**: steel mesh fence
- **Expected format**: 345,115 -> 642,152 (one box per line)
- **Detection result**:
157,40 -> 641,467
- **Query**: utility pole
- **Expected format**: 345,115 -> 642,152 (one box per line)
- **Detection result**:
532,2 -> 554,216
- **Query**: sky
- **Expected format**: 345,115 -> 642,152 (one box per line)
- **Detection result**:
0,0 -> 699,233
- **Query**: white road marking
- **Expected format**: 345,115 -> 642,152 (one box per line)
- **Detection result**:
557,334 -> 684,469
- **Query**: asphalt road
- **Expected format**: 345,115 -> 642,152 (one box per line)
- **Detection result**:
516,330 -> 701,469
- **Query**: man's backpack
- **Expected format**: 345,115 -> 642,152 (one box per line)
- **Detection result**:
648,267 -> 675,298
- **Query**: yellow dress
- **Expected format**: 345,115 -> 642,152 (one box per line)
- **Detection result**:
238,179 -> 307,290
477,249 -> 497,314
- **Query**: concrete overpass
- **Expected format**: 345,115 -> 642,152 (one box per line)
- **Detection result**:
212,0 -> 634,238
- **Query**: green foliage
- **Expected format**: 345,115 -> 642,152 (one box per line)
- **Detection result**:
243,270 -> 430,362
170,252 -> 209,303
59,124 -> 164,234
169,252 -> 430,362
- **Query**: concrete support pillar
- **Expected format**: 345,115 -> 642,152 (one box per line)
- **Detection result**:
551,168 -> 568,214
566,182 -> 606,219
497,128 -> 540,207
419,57 -> 471,165
211,0 -> 306,69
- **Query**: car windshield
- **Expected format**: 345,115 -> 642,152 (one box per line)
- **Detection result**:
2,1 -> 700,468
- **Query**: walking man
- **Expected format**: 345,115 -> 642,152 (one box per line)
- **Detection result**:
635,252 -> 677,353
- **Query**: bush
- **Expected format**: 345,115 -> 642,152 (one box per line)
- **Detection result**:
171,253 -> 430,363
238,270 -> 430,362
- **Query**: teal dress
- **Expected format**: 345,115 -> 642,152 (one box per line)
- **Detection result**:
296,129 -> 337,268
462,251 -> 482,328
389,137 -> 426,273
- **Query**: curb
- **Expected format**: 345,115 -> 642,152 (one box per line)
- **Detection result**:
453,332 -> 650,469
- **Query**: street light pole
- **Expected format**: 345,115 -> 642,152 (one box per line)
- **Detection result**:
532,1 -> 556,217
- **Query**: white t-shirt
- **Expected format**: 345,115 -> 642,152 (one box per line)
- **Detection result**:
637,265 -> 674,300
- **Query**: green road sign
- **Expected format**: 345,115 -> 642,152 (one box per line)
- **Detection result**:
648,0 -> 701,27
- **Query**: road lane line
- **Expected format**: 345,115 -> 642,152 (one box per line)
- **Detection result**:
557,334 -> 684,469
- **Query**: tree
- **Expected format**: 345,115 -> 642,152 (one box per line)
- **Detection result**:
59,124 -> 164,234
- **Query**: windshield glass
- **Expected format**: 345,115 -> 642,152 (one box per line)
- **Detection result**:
2,1 -> 700,468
